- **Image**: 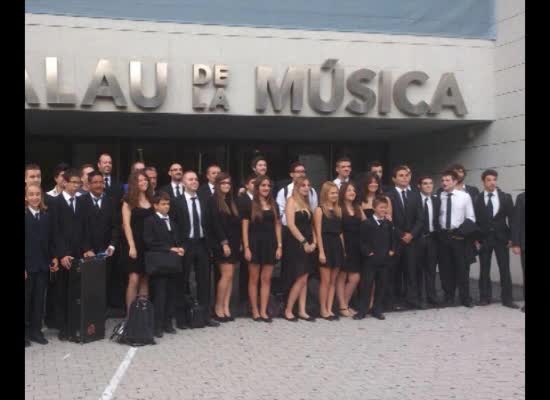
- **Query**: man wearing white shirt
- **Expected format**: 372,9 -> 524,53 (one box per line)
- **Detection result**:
438,169 -> 476,308
160,163 -> 184,200
333,157 -> 352,189
46,162 -> 69,198
198,164 -> 221,202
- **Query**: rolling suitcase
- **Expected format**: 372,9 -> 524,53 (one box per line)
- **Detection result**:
67,256 -> 107,343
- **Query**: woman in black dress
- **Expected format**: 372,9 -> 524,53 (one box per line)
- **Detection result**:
313,181 -> 345,320
208,172 -> 241,322
121,171 -> 154,315
336,182 -> 365,318
242,175 -> 282,322
283,176 -> 317,322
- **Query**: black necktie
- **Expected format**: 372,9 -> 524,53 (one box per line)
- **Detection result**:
93,197 -> 101,210
423,197 -> 430,233
162,217 -> 171,232
176,185 -> 182,198
34,213 -> 40,221
401,189 -> 408,209
104,177 -> 110,189
191,197 -> 201,239
487,192 -> 494,218
445,193 -> 453,230
69,197 -> 75,213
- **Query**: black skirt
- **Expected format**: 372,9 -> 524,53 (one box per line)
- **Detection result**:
320,233 -> 345,268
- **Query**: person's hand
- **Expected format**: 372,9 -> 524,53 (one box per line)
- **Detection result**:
386,215 -> 393,222
223,244 -> 231,257
276,246 -> 282,260
238,187 -> 245,195
106,246 -> 115,257
304,243 -> 314,254
401,233 -> 413,244
507,240 -> 513,248
512,246 -> 521,256
25,270 -> 27,280
50,258 -> 59,272
389,250 -> 395,257
319,252 -> 326,265
170,247 -> 180,254
244,248 -> 252,262
83,250 -> 95,258
61,256 -> 74,269
474,241 -> 481,250
129,246 -> 137,259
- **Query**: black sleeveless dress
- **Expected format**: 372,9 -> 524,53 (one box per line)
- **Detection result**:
319,209 -> 344,268
284,210 -> 316,283
247,206 -> 279,265
362,207 -> 374,219
342,213 -> 362,273
125,205 -> 154,274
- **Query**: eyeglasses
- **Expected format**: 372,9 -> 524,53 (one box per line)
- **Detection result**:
294,169 -> 306,173
69,180 -> 81,185
220,181 -> 231,185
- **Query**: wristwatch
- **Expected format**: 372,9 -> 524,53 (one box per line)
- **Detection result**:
300,239 -> 308,245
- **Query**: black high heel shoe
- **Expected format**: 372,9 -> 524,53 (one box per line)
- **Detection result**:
261,316 -> 273,323
213,314 -> 229,323
225,315 -> 235,322
284,315 -> 298,322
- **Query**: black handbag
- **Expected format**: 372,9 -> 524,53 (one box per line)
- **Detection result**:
145,251 -> 182,275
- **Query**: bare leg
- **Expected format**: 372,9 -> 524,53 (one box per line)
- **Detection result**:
259,265 -> 274,318
248,264 -> 260,319
327,268 -> 340,317
297,275 -> 310,318
285,273 -> 308,319
319,267 -> 331,317
336,271 -> 352,317
223,264 -> 235,316
345,272 -> 361,315
216,263 -> 231,317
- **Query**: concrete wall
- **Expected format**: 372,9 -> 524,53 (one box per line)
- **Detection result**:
388,0 -> 525,285
25,13 -> 494,120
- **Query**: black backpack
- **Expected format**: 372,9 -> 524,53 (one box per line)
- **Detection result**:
184,296 -> 207,329
121,296 -> 156,346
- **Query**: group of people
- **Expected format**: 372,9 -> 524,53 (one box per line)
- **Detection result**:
24,153 -> 526,347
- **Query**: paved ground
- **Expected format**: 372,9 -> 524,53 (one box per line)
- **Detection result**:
25,300 -> 524,400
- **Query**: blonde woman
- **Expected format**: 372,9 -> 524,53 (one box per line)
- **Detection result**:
283,177 -> 317,322
313,181 -> 345,320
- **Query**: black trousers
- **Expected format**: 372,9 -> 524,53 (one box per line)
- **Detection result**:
25,272 -> 48,336
438,233 -> 471,303
521,248 -> 525,299
390,242 -> 419,305
415,234 -> 439,303
51,268 -> 70,333
181,239 -> 211,310
151,275 -> 176,328
106,252 -> 126,309
358,264 -> 389,315
478,234 -> 513,303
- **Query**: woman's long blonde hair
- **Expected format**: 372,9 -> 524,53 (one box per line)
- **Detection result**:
25,183 -> 47,212
319,181 -> 342,218
291,176 -> 312,216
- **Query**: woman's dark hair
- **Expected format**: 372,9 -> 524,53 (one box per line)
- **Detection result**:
362,172 -> 382,202
214,172 -> 239,216
339,181 -> 362,218
126,171 -> 153,209
251,175 -> 278,222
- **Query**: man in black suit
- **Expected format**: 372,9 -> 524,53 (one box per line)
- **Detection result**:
145,166 -> 159,196
511,191 -> 525,312
81,171 -> 121,309
355,196 -> 397,320
172,170 -> 219,328
143,192 -> 185,337
50,169 -> 95,340
474,169 -> 518,309
385,165 -> 425,310
198,164 -> 221,202
236,174 -> 256,307
416,176 -> 442,306
160,163 -> 185,202
97,153 -> 123,204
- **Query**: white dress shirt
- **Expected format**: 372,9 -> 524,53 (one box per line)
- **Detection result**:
103,175 -> 112,187
90,193 -> 103,209
439,189 -> 475,230
247,191 -> 253,200
46,187 -> 62,197
373,214 -> 384,226
208,182 -> 215,195
483,190 -> 500,216
156,212 -> 172,231
276,182 -> 319,226
28,206 -> 40,218
395,186 -> 410,208
171,182 -> 183,198
184,191 -> 204,238
333,177 -> 349,189
62,191 -> 77,211
420,193 -> 435,232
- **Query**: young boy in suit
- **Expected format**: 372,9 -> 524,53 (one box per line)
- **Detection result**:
355,196 -> 396,320
143,192 -> 185,338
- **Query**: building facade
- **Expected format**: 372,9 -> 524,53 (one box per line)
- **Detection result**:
25,0 -> 524,283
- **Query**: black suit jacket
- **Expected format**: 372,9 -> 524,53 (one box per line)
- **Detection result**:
25,210 -> 55,273
51,194 -> 91,258
511,192 -> 525,250
172,193 -> 210,248
421,194 -> 442,232
474,189 -> 514,243
359,216 -> 397,267
197,183 -> 214,203
143,213 -> 183,251
80,192 -> 121,252
207,196 -> 241,247
236,193 -> 253,218
386,187 -> 424,240
104,177 -> 123,205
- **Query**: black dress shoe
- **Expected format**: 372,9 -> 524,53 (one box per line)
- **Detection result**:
176,322 -> 188,330
164,325 -> 177,334
213,314 -> 229,323
225,315 -> 235,322
427,299 -> 442,307
298,316 -> 316,322
443,298 -> 455,307
252,316 -> 262,322
154,328 -> 164,338
57,331 -> 68,341
353,313 -> 367,320
30,333 -> 49,345
261,317 -> 273,323
478,299 -> 490,306
503,302 -> 519,309
462,301 -> 474,308
372,313 -> 386,320
206,320 -> 220,327
25,339 -> 31,347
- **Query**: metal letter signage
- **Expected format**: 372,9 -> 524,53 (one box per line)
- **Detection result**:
129,61 -> 167,109
81,59 -> 127,108
25,57 -> 468,118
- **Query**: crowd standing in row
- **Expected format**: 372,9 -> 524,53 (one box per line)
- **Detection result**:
24,154 -> 526,346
